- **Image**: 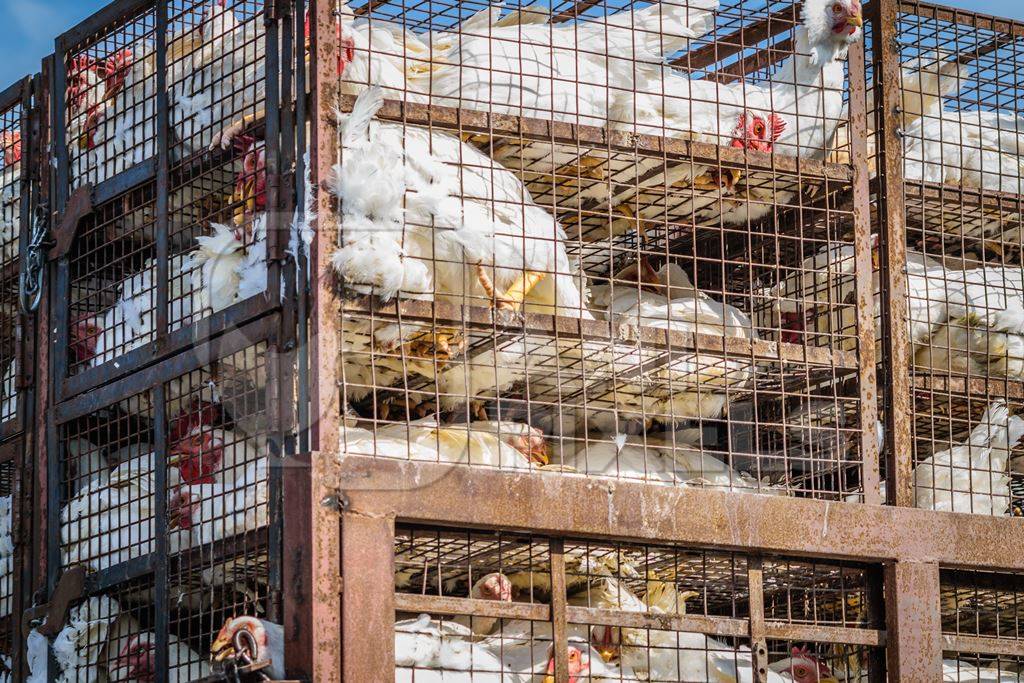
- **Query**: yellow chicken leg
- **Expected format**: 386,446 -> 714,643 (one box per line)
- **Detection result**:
211,112 -> 263,151
476,264 -> 546,313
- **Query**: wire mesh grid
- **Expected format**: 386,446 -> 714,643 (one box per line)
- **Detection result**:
863,1 -> 1024,515
322,0 -> 876,502
57,0 -> 280,388
0,98 -> 22,428
53,339 -> 276,680
940,569 -> 1024,681
392,524 -> 882,681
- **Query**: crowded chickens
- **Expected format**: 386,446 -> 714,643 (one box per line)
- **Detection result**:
17,0 -> 1024,678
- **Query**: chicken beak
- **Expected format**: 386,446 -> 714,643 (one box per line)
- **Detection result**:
210,635 -> 233,662
724,169 -> 742,193
820,678 -> 840,683
847,12 -> 863,27
542,677 -> 556,683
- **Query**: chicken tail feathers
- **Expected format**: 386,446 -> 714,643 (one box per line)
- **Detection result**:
339,86 -> 384,147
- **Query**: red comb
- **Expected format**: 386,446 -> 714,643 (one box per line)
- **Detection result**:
170,399 -> 223,442
769,113 -> 786,142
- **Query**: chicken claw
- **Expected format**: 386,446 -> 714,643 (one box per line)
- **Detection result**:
475,264 -> 545,321
404,330 -> 466,362
210,112 -> 261,151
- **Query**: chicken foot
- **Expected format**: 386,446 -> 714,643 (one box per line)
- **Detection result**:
402,328 -> 467,363
475,264 -> 546,316
211,112 -> 263,151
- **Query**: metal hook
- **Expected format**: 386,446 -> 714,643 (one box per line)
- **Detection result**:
19,202 -> 50,314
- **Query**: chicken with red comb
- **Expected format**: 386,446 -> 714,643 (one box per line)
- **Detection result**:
769,646 -> 839,683
108,632 -> 209,682
210,616 -> 284,680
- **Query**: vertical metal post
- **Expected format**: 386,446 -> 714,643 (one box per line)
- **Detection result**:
341,511 -> 395,682
549,538 -> 569,681
847,38 -> 881,505
884,561 -> 942,680
152,383 -> 169,678
154,2 -> 169,346
283,452 -> 342,681
874,0 -> 913,506
310,0 -> 341,454
865,565 -> 888,682
747,557 -> 769,683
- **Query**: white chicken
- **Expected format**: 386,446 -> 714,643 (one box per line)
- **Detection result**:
0,131 -> 21,266
0,360 -> 15,423
0,495 -> 11,619
51,594 -> 210,682
556,432 -> 778,494
904,102 -> 1024,197
588,260 -> 758,427
170,456 -> 267,547
338,418 -> 549,470
913,401 -> 1024,515
395,614 -> 505,681
67,29 -> 199,188
942,658 -> 1024,682
691,0 -> 863,226
416,0 -> 718,128
171,0 -> 266,156
210,616 -> 284,680
60,452 -> 186,572
330,86 -> 591,409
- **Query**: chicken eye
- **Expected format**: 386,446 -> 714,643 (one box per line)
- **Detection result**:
832,2 -> 842,11
795,666 -> 807,676
754,122 -> 766,136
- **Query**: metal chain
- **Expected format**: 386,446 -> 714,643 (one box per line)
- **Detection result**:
19,202 -> 49,315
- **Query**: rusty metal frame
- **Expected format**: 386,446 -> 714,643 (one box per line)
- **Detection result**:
48,0 -> 287,405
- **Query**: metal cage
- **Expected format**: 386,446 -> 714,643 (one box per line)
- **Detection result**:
48,0 -> 291,404
14,0 -> 1024,679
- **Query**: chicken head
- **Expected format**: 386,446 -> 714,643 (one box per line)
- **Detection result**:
110,634 -> 158,683
772,646 -> 839,683
542,645 -> 590,683
232,136 -> 266,234
473,572 -> 513,602
69,314 -> 103,365
211,616 -> 270,668
730,111 -> 787,154
168,400 -> 226,484
1,131 -> 21,167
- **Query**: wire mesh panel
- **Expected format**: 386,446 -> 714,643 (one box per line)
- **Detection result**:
319,0 -> 877,502
50,336 -> 279,680
941,569 -> 1024,681
54,0 -> 288,398
391,524 -> 884,681
865,2 -> 1024,513
0,86 -> 27,432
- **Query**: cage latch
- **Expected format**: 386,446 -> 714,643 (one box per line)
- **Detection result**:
21,566 -> 86,637
47,184 -> 93,261
19,201 -> 51,314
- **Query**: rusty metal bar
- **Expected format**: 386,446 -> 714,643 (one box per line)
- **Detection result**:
341,512 -> 395,682
884,562 -> 942,680
703,37 -> 795,85
282,450 -> 341,681
311,0 -> 341,454
899,0 -> 1024,38
848,38 -> 882,506
942,634 -> 1024,658
551,0 -> 603,24
396,593 -> 551,621
748,557 -> 769,683
549,538 -> 569,682
874,0 -> 913,507
335,455 -> 1024,571
674,4 -> 799,70
334,95 -> 853,181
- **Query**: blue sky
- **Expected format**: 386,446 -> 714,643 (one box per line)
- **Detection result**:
0,0 -> 1020,86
